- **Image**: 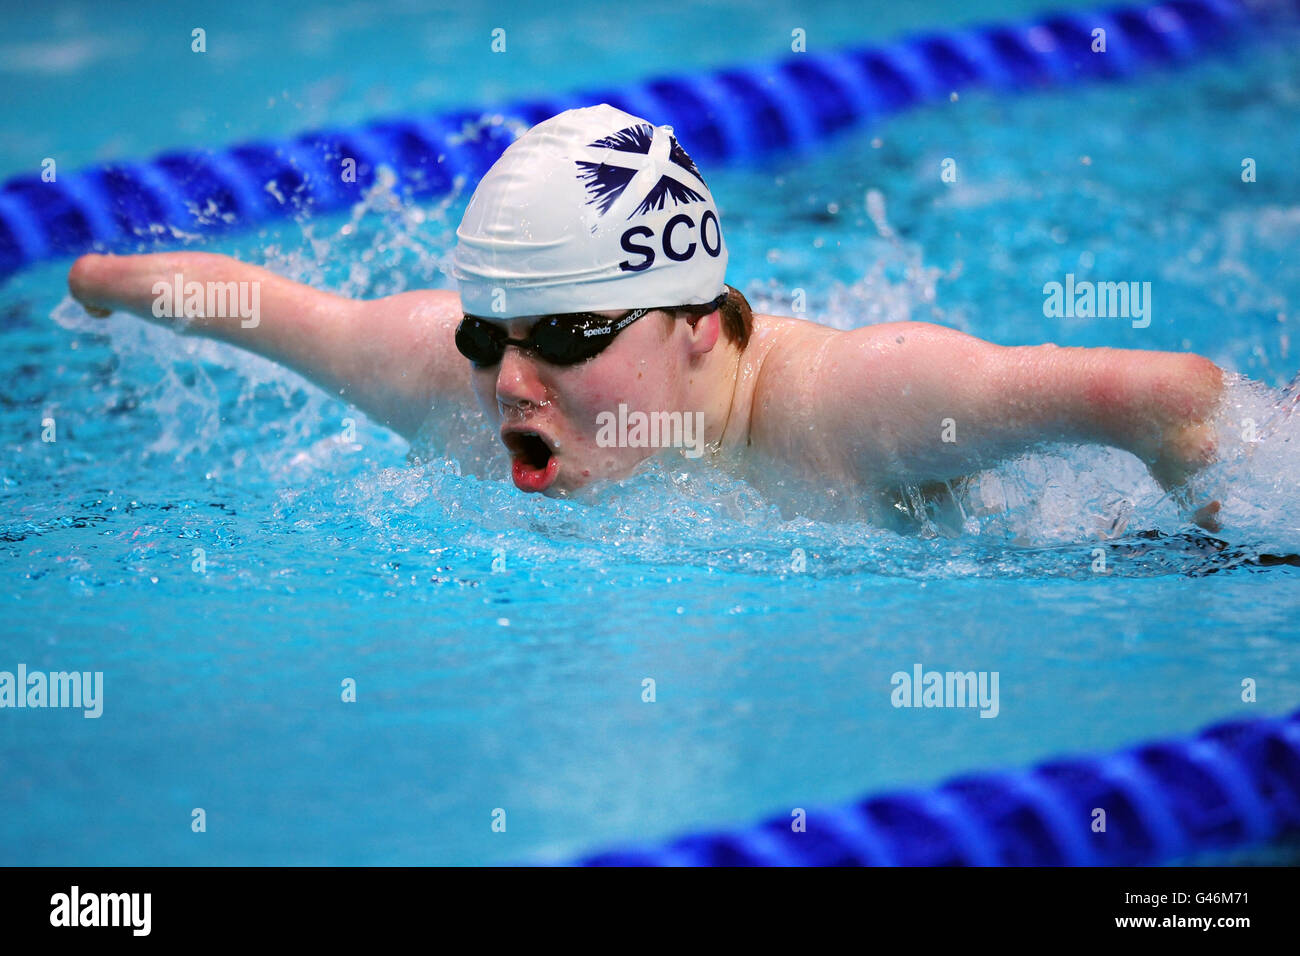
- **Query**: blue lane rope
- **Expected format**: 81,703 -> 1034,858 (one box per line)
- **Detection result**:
0,0 -> 1281,281
571,707 -> 1300,865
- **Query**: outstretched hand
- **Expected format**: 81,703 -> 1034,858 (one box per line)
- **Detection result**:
1143,415 -> 1223,533
67,254 -> 120,317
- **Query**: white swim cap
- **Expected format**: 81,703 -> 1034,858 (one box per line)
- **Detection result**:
452,104 -> 728,319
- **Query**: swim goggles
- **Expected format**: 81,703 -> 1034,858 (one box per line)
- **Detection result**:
455,292 -> 727,368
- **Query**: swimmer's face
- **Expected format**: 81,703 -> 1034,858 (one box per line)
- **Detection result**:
469,309 -> 687,495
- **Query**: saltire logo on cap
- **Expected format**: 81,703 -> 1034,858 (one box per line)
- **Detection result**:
575,123 -> 708,220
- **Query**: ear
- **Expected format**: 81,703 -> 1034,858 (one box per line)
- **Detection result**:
684,309 -> 721,355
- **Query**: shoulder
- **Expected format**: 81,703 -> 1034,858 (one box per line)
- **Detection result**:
738,314 -> 838,457
746,313 -> 838,389
746,317 -> 928,410
740,318 -> 962,457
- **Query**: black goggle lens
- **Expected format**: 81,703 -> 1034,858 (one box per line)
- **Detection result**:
454,319 -> 506,366
533,317 -> 596,364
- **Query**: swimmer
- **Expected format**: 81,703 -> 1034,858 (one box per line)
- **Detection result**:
67,104 -> 1225,527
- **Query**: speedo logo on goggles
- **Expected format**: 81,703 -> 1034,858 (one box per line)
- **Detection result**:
575,123 -> 723,274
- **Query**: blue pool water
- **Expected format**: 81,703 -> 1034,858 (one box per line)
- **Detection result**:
3,1 -> 1300,864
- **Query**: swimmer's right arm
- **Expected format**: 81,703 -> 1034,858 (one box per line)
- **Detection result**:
67,252 -> 474,440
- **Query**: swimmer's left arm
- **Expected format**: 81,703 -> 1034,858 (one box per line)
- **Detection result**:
820,322 -> 1224,494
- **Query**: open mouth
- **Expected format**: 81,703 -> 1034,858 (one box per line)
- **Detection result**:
502,430 -> 559,493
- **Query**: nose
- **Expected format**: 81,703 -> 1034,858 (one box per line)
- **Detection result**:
494,345 -> 549,415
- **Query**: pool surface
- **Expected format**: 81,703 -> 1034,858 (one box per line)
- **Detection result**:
2,0 -> 1299,864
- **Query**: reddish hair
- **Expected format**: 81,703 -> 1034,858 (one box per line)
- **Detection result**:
665,284 -> 753,349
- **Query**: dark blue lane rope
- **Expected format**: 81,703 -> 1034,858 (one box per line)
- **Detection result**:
571,707 -> 1300,865
0,0 -> 1282,281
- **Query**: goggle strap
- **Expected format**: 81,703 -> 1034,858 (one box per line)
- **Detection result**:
612,308 -> 650,333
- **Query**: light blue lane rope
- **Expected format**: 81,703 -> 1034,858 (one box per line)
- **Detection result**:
0,0 -> 1281,280
571,707 -> 1300,865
